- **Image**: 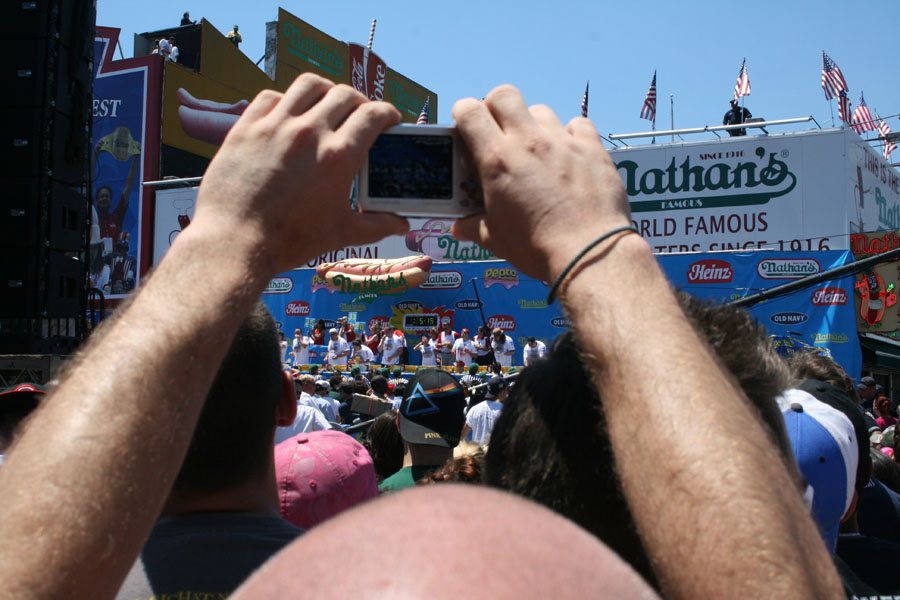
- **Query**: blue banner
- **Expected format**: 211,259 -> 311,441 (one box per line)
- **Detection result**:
90,36 -> 148,297
261,250 -> 861,378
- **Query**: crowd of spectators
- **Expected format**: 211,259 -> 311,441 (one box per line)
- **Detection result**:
3,74 -> 898,599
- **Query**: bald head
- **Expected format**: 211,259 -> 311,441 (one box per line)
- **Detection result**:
232,485 -> 658,599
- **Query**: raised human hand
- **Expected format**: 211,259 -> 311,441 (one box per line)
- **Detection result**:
451,85 -> 632,283
191,73 -> 409,276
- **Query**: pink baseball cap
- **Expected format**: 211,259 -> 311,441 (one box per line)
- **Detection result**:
274,430 -> 378,530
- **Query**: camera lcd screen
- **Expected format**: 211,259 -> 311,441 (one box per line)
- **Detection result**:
367,134 -> 453,200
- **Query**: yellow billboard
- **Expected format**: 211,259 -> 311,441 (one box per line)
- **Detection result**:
274,8 -> 349,87
161,10 -> 438,160
386,67 -> 437,123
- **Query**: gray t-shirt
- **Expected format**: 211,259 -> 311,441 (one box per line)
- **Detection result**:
116,512 -> 303,600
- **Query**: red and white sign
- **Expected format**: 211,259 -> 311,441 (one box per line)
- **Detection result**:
367,316 -> 390,332
811,287 -> 848,306
487,315 -> 517,331
285,301 -> 310,316
687,259 -> 734,283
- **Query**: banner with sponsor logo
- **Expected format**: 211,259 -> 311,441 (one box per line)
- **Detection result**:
609,128 -> 900,255
850,231 -> 900,332
92,27 -> 162,298
273,8 -> 348,86
657,250 -> 861,379
260,251 -> 861,377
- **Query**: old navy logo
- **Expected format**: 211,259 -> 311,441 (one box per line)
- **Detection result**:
770,312 -> 809,325
404,382 -> 440,416
617,147 -> 797,213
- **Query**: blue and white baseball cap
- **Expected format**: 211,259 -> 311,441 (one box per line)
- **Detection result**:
778,388 -> 858,553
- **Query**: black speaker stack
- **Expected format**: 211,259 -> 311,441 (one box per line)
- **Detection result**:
0,0 -> 96,354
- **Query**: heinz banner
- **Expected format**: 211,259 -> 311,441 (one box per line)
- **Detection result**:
92,28 -> 161,298
259,251 -> 860,377
608,128 -> 900,254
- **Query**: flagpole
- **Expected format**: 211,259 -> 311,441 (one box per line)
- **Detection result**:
670,94 -> 674,142
651,119 -> 656,145
829,100 -> 834,127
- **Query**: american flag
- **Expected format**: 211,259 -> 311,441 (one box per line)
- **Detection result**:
876,111 -> 897,161
733,58 -> 750,99
821,51 -> 848,100
852,92 -> 877,135
640,71 -> 657,124
837,90 -> 852,126
581,81 -> 589,118
416,97 -> 430,125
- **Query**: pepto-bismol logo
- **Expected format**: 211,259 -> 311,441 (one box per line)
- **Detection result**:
770,312 -> 809,325
687,259 -> 734,284
758,259 -> 820,280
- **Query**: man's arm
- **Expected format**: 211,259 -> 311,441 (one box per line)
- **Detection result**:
451,87 -> 841,598
0,74 -> 406,600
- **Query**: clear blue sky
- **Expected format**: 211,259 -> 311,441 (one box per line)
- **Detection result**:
98,0 -> 899,141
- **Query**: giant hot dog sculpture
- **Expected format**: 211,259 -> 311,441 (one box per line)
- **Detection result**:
316,256 -> 433,296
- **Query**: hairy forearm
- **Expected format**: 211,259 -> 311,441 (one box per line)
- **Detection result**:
0,223 -> 270,599
560,235 -> 841,599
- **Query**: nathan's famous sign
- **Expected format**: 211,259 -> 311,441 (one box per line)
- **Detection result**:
608,128 -> 899,255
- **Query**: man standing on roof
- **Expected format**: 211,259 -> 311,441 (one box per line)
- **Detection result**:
723,99 -> 751,137
226,25 -> 241,47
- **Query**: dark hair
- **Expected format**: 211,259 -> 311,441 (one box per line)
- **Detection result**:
677,292 -> 796,471
365,410 -> 404,482
338,382 -> 354,396
370,376 -> 388,396
874,395 -> 892,417
329,374 -> 344,390
173,301 -> 282,493
393,384 -> 407,398
485,332 -> 657,588
95,185 -> 113,201
418,449 -> 485,485
351,380 -> 369,395
870,448 -> 900,495
787,349 -> 861,404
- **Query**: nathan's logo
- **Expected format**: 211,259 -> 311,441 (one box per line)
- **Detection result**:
421,271 -> 462,289
285,301 -> 310,316
616,147 -> 797,213
770,312 -> 809,325
758,259 -> 820,280
264,277 -> 293,294
487,315 -> 516,331
281,21 -> 344,76
484,267 -> 519,290
813,332 -> 850,344
396,301 -> 423,311
811,287 -> 848,306
687,259 -> 734,284
331,273 -> 408,296
437,236 -> 494,261
550,316 -> 571,328
455,299 -> 482,311
518,299 -> 548,310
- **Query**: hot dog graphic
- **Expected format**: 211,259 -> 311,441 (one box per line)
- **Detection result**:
316,256 -> 433,296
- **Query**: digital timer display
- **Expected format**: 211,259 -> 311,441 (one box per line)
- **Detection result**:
403,314 -> 439,331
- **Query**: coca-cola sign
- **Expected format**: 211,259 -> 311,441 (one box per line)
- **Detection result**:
285,301 -> 310,316
687,259 -> 734,284
487,315 -> 516,331
811,287 -> 848,306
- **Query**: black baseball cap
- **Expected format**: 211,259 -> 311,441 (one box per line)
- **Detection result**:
398,369 -> 466,448
486,375 -> 507,399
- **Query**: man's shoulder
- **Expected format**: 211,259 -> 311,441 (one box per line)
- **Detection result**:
116,513 -> 302,600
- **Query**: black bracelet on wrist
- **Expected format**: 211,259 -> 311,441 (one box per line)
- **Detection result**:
545,225 -> 638,304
